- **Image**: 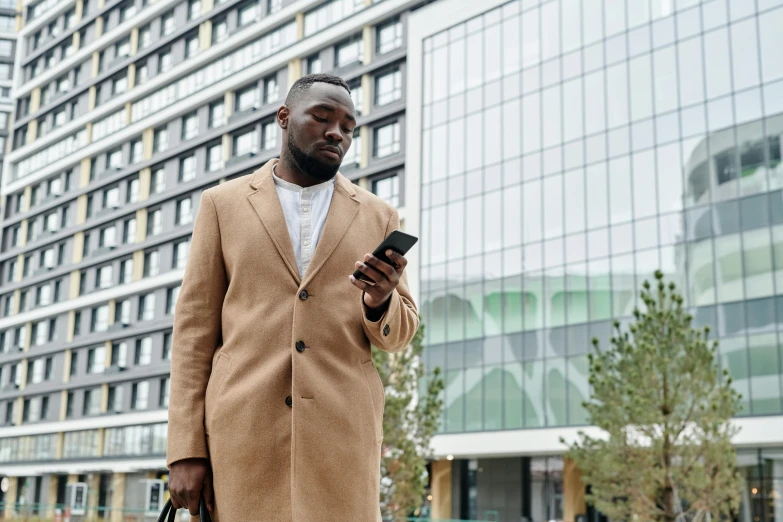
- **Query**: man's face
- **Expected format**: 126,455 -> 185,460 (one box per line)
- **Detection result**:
284,82 -> 356,182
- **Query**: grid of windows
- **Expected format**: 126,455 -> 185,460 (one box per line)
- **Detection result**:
419,0 -> 783,434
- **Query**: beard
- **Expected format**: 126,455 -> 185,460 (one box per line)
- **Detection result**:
287,133 -> 340,182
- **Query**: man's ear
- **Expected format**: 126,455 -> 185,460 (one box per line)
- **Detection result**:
277,106 -> 290,130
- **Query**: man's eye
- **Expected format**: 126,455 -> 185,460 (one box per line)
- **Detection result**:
343,127 -> 354,134
313,115 -> 327,122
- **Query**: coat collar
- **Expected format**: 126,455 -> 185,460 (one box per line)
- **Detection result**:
246,159 -> 360,287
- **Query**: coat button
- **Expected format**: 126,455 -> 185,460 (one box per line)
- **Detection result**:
383,324 -> 391,337
295,340 -> 306,353
285,395 -> 292,407
299,290 -> 308,300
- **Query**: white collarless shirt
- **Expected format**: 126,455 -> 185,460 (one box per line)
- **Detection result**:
272,167 -> 336,278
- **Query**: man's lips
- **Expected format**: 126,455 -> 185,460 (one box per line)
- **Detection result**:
320,146 -> 341,160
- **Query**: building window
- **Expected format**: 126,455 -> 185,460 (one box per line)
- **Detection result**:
182,112 -> 198,141
344,130 -> 361,167
136,62 -> 149,85
262,121 -> 277,150
73,312 -> 81,337
268,0 -> 281,13
233,129 -> 257,157
112,340 -> 128,366
127,177 -> 140,203
87,346 -> 106,374
236,85 -> 259,112
306,55 -> 322,74
238,1 -> 257,26
131,139 -> 143,164
176,198 -> 193,225
207,143 -> 223,172
131,381 -> 149,410
139,24 -> 152,49
115,300 -> 131,326
179,155 -> 196,182
372,174 -> 400,208
153,127 -> 168,153
161,11 -> 175,36
123,218 -> 137,244
91,306 -> 110,333
375,69 -> 402,106
103,185 -> 121,207
185,33 -> 199,58
160,377 -> 170,407
139,294 -> 156,321
108,385 -> 123,412
167,286 -> 181,314
373,122 -> 401,158
209,101 -> 225,128
336,36 -> 362,68
144,251 -> 160,277
120,259 -> 134,284
212,18 -> 228,43
376,18 -> 402,55
349,81 -> 362,116
115,37 -> 130,58
163,332 -> 172,360
97,265 -> 113,289
84,388 -> 101,416
189,0 -> 202,19
135,337 -> 152,365
147,209 -> 162,236
151,167 -> 166,194
99,226 -> 117,248
159,49 -> 173,73
174,239 -> 190,269
264,75 -> 279,104
69,352 -> 78,377
113,74 -> 128,95
119,1 -> 136,22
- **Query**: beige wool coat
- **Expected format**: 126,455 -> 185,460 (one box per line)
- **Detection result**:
166,159 -> 419,521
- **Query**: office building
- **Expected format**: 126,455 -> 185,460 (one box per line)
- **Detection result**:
0,0 -> 416,517
408,0 -> 783,520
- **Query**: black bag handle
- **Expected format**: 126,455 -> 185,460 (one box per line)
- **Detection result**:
157,496 -> 212,522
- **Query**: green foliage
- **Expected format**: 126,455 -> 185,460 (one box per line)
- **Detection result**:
564,271 -> 743,522
372,321 -> 445,521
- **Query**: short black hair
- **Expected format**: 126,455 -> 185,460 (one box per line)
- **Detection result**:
284,73 -> 351,107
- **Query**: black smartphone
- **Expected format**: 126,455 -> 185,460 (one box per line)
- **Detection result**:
353,230 -> 419,284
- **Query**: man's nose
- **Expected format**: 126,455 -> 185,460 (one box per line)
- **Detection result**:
324,123 -> 343,142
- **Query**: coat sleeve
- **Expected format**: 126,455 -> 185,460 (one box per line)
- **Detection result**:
166,190 -> 228,468
361,209 -> 419,353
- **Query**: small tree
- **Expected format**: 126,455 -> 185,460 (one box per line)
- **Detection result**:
373,321 -> 444,521
564,271 -> 743,522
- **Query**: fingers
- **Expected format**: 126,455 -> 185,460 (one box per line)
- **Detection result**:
187,487 -> 201,517
349,274 -> 376,291
363,254 -> 396,278
385,250 -> 408,271
203,472 -> 215,513
170,491 -> 182,511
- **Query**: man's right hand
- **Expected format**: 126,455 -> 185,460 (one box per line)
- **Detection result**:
169,458 -> 214,516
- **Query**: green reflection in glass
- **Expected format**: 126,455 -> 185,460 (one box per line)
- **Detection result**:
567,355 -> 590,425
748,334 -> 783,414
589,290 -> 612,321
524,277 -> 543,330
548,277 -> 566,328
503,276 -> 524,334
484,279 -> 503,337
547,358 -> 568,426
721,337 -> 751,415
504,362 -> 523,429
445,368 -> 464,432
524,360 -> 545,427
485,365 -> 503,430
465,366 -> 483,431
465,283 -> 484,339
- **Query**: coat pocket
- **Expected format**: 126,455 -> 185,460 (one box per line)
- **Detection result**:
205,352 -> 231,435
361,359 -> 385,443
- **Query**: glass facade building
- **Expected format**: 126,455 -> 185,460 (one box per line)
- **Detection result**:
411,0 -> 783,520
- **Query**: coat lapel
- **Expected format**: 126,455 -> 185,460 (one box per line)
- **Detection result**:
300,173 -> 360,289
247,160 -> 301,285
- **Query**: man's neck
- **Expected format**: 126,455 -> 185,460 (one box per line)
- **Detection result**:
275,154 -> 325,188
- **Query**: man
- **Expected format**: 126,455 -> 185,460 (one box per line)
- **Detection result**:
165,73 -> 418,521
